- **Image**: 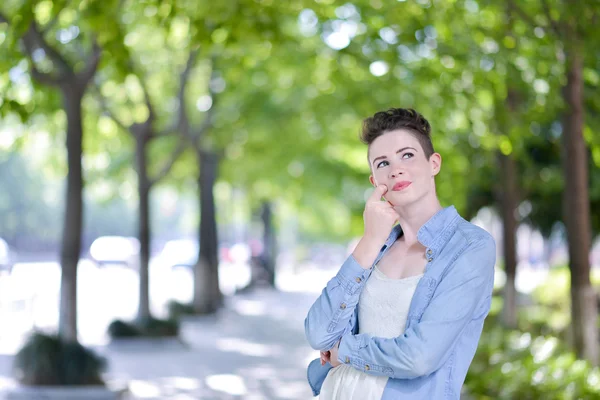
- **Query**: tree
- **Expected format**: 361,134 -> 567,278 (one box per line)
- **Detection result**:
489,7 -> 527,330
495,97 -> 520,329
169,50 -> 222,313
161,0 -> 330,310
508,0 -> 599,363
96,74 -> 185,322
0,3 -> 102,342
92,4 -> 190,321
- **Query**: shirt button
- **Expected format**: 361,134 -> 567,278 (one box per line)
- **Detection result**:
365,365 -> 370,371
340,303 -> 347,309
428,257 -> 433,262
427,249 -> 433,255
345,356 -> 350,364
355,277 -> 362,283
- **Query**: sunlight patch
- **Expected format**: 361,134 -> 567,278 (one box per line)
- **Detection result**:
128,380 -> 162,398
233,299 -> 267,316
216,337 -> 280,357
205,374 -> 247,396
163,376 -> 200,391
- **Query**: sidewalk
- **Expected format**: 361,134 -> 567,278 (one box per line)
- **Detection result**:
107,288 -> 318,399
0,287 -> 320,400
0,272 -> 480,399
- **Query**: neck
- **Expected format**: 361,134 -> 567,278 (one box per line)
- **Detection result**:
394,194 -> 443,246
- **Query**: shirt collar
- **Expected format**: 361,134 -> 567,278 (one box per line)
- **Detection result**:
382,205 -> 460,252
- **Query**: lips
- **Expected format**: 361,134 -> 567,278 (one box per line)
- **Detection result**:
392,181 -> 412,191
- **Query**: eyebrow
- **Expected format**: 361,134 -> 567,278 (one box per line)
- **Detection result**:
372,147 -> 417,166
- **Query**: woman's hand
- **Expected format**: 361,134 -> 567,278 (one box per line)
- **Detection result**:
353,185 -> 399,268
320,340 -> 342,367
320,350 -> 330,366
363,185 -> 399,241
329,340 -> 341,367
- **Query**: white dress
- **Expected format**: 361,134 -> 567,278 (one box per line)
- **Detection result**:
319,265 -> 423,400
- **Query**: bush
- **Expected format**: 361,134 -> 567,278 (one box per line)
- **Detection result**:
531,266 -> 600,311
108,317 -> 180,339
138,317 -> 180,337
13,332 -> 106,386
465,302 -> 600,399
526,266 -> 600,339
107,320 -> 141,338
167,300 -> 195,320
517,304 -> 570,340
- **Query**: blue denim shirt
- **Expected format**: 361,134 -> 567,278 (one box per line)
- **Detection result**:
304,206 -> 496,399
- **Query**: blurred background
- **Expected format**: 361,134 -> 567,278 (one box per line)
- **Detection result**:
0,0 -> 599,399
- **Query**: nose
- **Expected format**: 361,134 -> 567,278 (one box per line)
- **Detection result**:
389,166 -> 404,178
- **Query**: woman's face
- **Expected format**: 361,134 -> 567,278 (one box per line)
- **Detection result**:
368,129 -> 441,207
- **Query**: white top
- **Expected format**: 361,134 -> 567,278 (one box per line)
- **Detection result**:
319,265 -> 423,400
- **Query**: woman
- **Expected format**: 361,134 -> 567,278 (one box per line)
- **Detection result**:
304,108 -> 496,399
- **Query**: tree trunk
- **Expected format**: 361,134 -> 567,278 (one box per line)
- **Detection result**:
562,49 -> 598,365
497,87 -> 520,329
58,87 -> 84,343
135,136 -> 152,321
497,152 -> 518,329
193,150 -> 221,314
261,201 -> 277,287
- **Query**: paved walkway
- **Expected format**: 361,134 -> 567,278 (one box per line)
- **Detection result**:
0,287 -> 320,400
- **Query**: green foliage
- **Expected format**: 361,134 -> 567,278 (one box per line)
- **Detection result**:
138,316 -> 180,337
13,332 -> 106,386
470,265 -> 600,398
2,0 -> 599,243
167,300 -> 196,320
107,320 -> 140,338
466,309 -> 600,399
108,317 -> 179,339
521,267 -> 600,338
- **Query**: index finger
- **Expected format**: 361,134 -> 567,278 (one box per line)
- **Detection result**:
367,185 -> 388,203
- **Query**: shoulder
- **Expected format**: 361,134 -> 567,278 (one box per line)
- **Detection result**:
447,218 -> 496,280
454,217 -> 495,251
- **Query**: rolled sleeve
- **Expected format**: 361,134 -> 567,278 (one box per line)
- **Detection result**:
335,255 -> 373,295
304,255 -> 373,351
337,331 -> 360,363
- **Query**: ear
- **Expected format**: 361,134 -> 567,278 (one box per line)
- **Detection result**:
430,153 -> 442,176
369,175 -> 376,187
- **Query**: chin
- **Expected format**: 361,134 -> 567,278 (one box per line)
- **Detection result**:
386,193 -> 416,207
390,188 -> 429,206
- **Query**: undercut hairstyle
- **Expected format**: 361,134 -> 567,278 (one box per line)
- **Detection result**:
361,108 -> 435,159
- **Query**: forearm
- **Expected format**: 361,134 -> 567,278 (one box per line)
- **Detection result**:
337,333 -> 425,379
351,236 -> 384,269
304,255 -> 372,350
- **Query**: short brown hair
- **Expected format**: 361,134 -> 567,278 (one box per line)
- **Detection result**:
360,108 -> 434,159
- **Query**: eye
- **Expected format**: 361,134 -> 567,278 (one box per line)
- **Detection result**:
401,152 -> 414,159
376,160 -> 389,169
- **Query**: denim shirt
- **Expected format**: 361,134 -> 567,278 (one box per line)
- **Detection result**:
304,206 -> 496,399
